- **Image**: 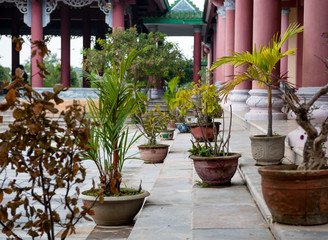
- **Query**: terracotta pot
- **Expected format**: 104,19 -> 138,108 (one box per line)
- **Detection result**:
176,123 -> 190,133
259,165 -> 328,225
159,129 -> 174,140
190,153 -> 241,185
138,144 -> 169,163
250,135 -> 286,165
189,122 -> 221,142
80,189 -> 150,226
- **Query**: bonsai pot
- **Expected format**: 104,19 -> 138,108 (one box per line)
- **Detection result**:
138,144 -> 169,163
189,122 -> 221,142
159,129 -> 174,140
259,165 -> 328,225
80,189 -> 150,226
190,153 -> 241,185
176,123 -> 190,133
250,135 -> 286,165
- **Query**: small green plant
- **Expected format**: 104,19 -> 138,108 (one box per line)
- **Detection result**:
195,180 -> 209,187
83,49 -> 144,197
132,105 -> 170,146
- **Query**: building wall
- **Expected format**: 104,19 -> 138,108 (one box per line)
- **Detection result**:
287,8 -> 297,86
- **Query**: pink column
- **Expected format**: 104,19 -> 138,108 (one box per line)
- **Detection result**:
224,0 -> 235,81
11,8 -> 19,76
280,8 -> 290,79
216,6 -> 226,84
193,25 -> 202,84
212,23 -> 217,82
31,0 -> 43,87
296,3 -> 304,89
83,7 -> 91,88
234,0 -> 252,90
253,0 -> 281,89
113,0 -> 125,30
302,0 -> 328,87
245,0 -> 284,120
61,4 -> 70,87
229,0 -> 253,111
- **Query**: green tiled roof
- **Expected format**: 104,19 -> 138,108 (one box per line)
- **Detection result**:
143,0 -> 204,24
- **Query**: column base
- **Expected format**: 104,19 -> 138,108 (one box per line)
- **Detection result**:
245,89 -> 286,121
228,89 -> 250,111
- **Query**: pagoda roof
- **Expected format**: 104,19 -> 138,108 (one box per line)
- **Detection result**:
143,0 -> 206,36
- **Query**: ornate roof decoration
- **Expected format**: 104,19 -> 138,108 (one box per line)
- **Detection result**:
143,0 -> 204,24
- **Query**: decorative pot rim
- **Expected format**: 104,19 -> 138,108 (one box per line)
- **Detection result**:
189,153 -> 241,160
159,129 -> 175,132
80,189 -> 150,202
250,134 -> 286,139
188,122 -> 221,128
258,164 -> 328,178
137,144 -> 169,149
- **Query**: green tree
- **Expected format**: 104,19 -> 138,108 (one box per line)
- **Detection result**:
23,54 -> 81,87
84,27 -> 186,91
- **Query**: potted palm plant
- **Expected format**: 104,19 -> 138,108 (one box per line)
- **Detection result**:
80,49 -> 150,226
132,104 -> 171,163
210,23 -> 304,165
257,32 -> 328,225
174,81 -> 240,185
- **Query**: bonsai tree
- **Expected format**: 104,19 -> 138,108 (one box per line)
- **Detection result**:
83,49 -> 144,196
210,23 -> 304,137
174,81 -> 228,157
0,40 -> 92,239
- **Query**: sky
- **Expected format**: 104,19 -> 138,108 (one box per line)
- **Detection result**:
0,0 -> 204,69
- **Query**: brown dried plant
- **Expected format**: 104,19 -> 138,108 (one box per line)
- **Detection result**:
0,40 -> 93,239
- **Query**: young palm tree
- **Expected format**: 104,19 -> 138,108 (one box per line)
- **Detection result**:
86,49 -> 144,195
210,23 -> 303,137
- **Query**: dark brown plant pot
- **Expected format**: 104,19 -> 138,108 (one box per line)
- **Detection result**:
138,144 -> 169,163
190,153 -> 241,185
189,122 -> 221,142
259,165 -> 328,225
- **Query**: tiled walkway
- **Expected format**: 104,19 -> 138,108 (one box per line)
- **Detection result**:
2,109 -> 328,239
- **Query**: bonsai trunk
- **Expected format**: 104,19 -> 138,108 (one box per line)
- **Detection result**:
267,87 -> 273,137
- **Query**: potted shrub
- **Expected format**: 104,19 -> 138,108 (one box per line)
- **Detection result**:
175,82 -> 240,185
80,49 -> 150,226
132,104 -> 171,163
210,23 -> 303,165
258,32 -> 328,225
174,82 -> 222,142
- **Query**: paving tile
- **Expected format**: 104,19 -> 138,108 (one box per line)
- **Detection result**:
193,228 -> 274,240
193,203 -> 268,229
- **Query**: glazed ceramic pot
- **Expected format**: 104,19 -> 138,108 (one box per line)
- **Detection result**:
176,123 -> 190,133
80,189 -> 150,226
190,153 -> 241,185
159,129 -> 174,140
138,144 -> 169,163
259,165 -> 328,225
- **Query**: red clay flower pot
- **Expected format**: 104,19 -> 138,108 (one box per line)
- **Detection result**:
189,122 -> 221,142
190,153 -> 241,185
138,144 -> 169,163
259,165 -> 328,225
